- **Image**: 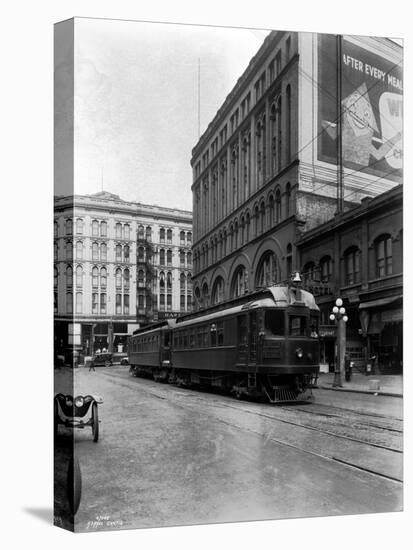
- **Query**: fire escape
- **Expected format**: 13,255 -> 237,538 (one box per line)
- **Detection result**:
136,236 -> 158,325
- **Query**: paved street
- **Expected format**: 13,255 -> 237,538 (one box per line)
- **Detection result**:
55,366 -> 403,532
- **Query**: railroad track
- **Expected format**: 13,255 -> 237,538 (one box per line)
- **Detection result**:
101,370 -> 403,483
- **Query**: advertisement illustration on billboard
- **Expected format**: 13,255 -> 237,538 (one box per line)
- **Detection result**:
318,34 -> 402,182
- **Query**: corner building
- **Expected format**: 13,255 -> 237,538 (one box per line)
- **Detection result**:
54,191 -> 192,362
191,31 -> 402,309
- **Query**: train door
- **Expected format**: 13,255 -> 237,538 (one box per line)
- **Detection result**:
248,311 -> 257,365
237,314 -> 248,364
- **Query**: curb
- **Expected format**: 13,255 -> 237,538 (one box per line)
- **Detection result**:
317,384 -> 403,398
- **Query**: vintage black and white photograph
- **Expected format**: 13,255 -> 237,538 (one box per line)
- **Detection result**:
53,16 -> 403,533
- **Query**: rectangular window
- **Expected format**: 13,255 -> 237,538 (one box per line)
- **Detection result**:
66,293 -> 73,314
160,293 -> 165,311
124,294 -> 129,315
217,321 -> 224,346
92,293 -> 98,314
100,293 -> 106,313
265,310 -> 285,336
116,293 -> 122,314
289,315 -> 306,337
180,294 -> 185,311
167,294 -> 172,311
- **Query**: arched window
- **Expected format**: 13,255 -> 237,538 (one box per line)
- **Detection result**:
75,265 -> 83,287
375,235 -> 392,277
66,241 -> 73,261
254,205 -> 259,236
285,183 -> 291,218
124,224 -> 130,240
138,269 -> 144,286
115,223 -> 122,239
66,292 -> 73,314
65,218 -> 73,235
100,267 -> 107,288
100,221 -> 107,237
245,212 -> 250,242
159,249 -> 165,265
138,225 -> 144,239
270,102 -> 277,175
66,265 -> 73,287
212,276 -> 225,305
202,282 -> 209,306
180,272 -> 186,290
76,218 -> 83,235
240,216 -> 245,246
187,251 -> 192,266
303,262 -> 316,284
234,221 -> 239,250
92,266 -> 98,287
124,245 -> 130,263
115,268 -> 122,289
277,96 -> 282,170
167,229 -> 172,243
167,249 -> 172,266
344,247 -> 360,285
100,242 -> 107,261
160,228 -> 165,242
167,272 -> 172,289
115,244 -> 122,262
75,292 -> 82,314
124,294 -> 130,315
76,241 -> 83,260
187,232 -> 192,244
275,189 -> 281,222
54,267 -> 58,287
124,268 -> 130,290
180,250 -> 185,266
116,293 -> 122,315
159,271 -> 165,290
260,201 -> 266,233
92,242 -> 99,261
231,265 -> 247,298
268,195 -> 275,227
255,251 -> 279,288
92,220 -> 99,237
180,230 -> 185,244
320,256 -> 332,282
138,246 -> 144,261
146,226 -> 152,241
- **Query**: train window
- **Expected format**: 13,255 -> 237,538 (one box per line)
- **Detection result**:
289,315 -> 307,336
310,315 -> 319,337
189,331 -> 195,347
265,310 -> 285,336
202,326 -> 209,347
217,321 -> 224,346
164,332 -> 170,348
183,333 -> 188,348
174,335 -> 178,348
210,323 -> 217,346
197,328 -> 203,347
178,333 -> 183,348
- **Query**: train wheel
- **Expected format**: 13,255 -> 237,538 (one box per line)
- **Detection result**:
92,403 -> 99,442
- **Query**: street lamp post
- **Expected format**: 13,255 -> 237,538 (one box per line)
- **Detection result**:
330,298 -> 348,388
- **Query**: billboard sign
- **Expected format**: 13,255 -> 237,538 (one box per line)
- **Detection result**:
318,35 -> 402,182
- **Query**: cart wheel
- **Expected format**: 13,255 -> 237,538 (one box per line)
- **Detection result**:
92,402 -> 99,442
67,455 -> 82,516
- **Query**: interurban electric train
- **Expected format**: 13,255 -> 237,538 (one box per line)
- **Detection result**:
128,284 -> 320,403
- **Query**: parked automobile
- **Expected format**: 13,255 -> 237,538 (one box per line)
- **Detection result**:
91,352 -> 113,368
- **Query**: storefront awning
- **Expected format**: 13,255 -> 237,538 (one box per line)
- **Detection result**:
359,296 -> 402,310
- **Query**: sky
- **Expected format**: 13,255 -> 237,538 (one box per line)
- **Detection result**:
65,18 -> 270,210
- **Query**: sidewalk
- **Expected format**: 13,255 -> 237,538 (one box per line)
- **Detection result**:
317,371 -> 403,397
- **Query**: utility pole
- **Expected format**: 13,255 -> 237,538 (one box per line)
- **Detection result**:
336,34 -> 344,214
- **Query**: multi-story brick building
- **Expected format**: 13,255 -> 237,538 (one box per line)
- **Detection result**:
296,185 -> 402,374
54,191 -> 192,362
190,31 -> 402,310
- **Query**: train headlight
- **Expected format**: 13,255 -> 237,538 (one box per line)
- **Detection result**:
74,396 -> 84,408
296,348 -> 303,359
307,352 -> 313,361
65,396 -> 73,407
